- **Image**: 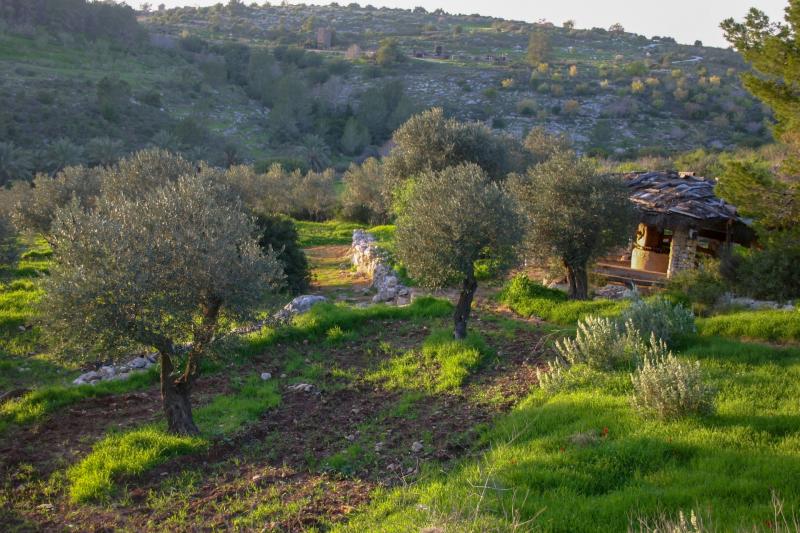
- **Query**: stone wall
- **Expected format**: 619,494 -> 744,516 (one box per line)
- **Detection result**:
667,227 -> 697,278
351,229 -> 410,303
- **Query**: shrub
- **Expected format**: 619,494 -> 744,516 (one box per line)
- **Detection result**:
517,99 -> 537,116
630,344 -> 715,420
555,316 -> 644,369
666,261 -> 727,315
536,359 -> 569,392
254,215 -> 311,295
619,296 -> 695,345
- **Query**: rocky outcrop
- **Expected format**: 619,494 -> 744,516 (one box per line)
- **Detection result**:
351,229 -> 410,303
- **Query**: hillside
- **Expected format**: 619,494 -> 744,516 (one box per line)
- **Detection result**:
0,1 -> 771,181
144,2 -> 770,157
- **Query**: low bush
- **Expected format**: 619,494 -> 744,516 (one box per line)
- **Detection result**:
535,359 -> 569,392
555,316 -> 644,369
255,215 -> 310,295
666,260 -> 728,315
697,309 -> 800,342
630,345 -> 715,420
619,296 -> 695,345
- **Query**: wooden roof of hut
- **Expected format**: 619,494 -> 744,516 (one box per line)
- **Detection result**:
623,171 -> 754,244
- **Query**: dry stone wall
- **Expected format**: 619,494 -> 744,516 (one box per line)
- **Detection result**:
351,229 -> 410,304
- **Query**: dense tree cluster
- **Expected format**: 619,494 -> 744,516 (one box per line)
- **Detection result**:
0,0 -> 143,43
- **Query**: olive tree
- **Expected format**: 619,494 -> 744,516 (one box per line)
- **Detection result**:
43,172 -> 284,435
509,151 -> 635,300
395,163 -> 520,339
341,157 -> 391,224
11,166 -> 102,239
384,108 -> 526,187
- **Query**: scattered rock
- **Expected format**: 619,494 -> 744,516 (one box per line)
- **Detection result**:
374,441 -> 384,452
273,295 -> 328,322
287,383 -> 315,393
594,284 -> 636,300
411,441 -> 424,453
260,372 -> 272,381
129,357 -> 147,369
723,295 -> 796,311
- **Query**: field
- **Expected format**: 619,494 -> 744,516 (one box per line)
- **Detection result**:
1,223 -> 799,531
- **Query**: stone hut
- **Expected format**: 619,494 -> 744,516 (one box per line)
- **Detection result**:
623,171 -> 753,278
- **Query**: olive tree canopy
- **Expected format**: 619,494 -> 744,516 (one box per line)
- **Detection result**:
384,108 -> 526,186
509,150 -> 635,300
395,163 -> 520,338
43,171 -> 284,434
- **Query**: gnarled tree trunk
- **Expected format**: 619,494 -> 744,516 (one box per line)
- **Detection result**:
160,352 -> 200,435
453,269 -> 478,340
159,298 -> 222,436
565,261 -> 589,300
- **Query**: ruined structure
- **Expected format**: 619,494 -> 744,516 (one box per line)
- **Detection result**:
623,171 -> 753,278
316,27 -> 333,49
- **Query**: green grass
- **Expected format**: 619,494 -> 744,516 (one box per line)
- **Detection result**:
498,274 -> 629,324
294,220 -> 367,247
67,376 -> 280,503
293,219 -> 396,247
0,238 -> 70,391
0,369 -> 158,434
1,296 -> 451,433
66,426 -> 206,504
238,296 -> 453,357
697,309 -> 800,343
337,336 -> 800,532
367,329 -> 492,393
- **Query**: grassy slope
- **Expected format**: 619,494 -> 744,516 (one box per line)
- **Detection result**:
5,225 -> 800,528
339,335 -> 800,531
0,238 -> 72,391
0,31 -> 270,162
697,309 -> 800,343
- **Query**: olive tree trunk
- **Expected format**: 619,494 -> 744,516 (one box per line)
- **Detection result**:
453,269 -> 478,340
564,261 -> 589,300
160,353 -> 199,435
159,299 -> 222,436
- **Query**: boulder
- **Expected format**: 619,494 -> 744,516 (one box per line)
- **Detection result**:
273,295 -> 328,322
129,357 -> 148,369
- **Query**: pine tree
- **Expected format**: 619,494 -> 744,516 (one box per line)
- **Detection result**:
722,2 -> 800,173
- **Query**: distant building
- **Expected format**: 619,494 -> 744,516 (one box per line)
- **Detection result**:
316,28 -> 333,49
345,44 -> 362,60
